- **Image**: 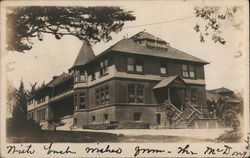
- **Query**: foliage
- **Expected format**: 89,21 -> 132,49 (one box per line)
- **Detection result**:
6,6 -> 135,53
12,80 -> 29,119
6,117 -> 41,136
194,6 -> 242,44
216,129 -> 242,143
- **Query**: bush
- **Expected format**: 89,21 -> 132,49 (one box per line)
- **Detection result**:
216,129 -> 242,143
6,117 -> 41,136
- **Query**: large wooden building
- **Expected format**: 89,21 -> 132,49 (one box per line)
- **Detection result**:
27,31 -> 217,129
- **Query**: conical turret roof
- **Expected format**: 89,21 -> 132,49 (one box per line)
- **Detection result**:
72,40 -> 95,68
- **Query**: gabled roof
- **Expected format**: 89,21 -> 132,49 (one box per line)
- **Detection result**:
207,87 -> 234,94
72,40 -> 95,68
100,37 -> 208,64
153,76 -> 187,89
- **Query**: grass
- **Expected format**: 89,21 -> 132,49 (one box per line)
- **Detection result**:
7,130 -> 120,143
7,130 -> 214,143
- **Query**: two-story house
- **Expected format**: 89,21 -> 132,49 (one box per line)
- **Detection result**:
27,31 -> 217,129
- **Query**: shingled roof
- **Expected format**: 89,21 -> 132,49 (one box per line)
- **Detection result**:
72,40 -> 95,68
99,32 -> 209,64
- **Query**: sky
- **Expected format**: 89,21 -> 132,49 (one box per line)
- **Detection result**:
2,0 -> 249,93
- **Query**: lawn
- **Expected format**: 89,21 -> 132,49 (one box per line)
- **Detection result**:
7,130 -> 214,143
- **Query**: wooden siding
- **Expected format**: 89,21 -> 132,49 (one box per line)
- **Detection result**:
113,53 -> 205,79
115,105 -> 157,125
114,79 -> 158,104
88,106 -> 116,124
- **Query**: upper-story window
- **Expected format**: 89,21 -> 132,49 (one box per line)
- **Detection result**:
99,59 -> 109,77
182,64 -> 195,78
160,62 -> 168,75
128,84 -> 144,103
74,69 -> 86,83
127,57 -> 143,72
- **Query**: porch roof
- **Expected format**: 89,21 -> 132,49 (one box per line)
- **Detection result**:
153,76 -> 187,89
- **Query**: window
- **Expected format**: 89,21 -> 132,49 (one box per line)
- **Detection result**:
92,116 -> 96,122
182,65 -> 189,77
96,86 -> 109,106
79,72 -> 86,82
74,69 -> 86,82
79,93 -> 86,109
100,59 -> 109,76
182,64 -> 196,78
74,93 -> 78,110
37,108 -> 46,121
134,112 -> 142,121
128,84 -> 144,103
128,85 -> 136,103
127,57 -> 143,72
104,114 -> 108,123
160,62 -> 168,75
189,65 -> 195,78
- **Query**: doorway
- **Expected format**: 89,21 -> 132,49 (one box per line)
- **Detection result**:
170,88 -> 185,110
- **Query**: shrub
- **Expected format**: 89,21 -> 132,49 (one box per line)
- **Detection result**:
6,117 -> 41,136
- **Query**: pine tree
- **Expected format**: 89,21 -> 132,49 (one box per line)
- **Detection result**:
12,80 -> 28,119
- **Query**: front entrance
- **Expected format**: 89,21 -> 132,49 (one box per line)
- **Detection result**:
170,88 -> 186,110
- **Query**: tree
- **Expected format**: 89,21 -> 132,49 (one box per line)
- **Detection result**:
6,6 -> 136,53
194,6 -> 243,45
12,80 -> 29,119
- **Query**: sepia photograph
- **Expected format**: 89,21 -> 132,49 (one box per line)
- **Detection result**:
0,0 -> 249,157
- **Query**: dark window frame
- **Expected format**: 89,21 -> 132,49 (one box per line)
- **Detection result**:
127,57 -> 144,73
182,64 -> 196,79
134,112 -> 142,122
128,84 -> 145,104
92,116 -> 96,122
96,85 -> 109,106
79,92 -> 86,109
160,62 -> 168,75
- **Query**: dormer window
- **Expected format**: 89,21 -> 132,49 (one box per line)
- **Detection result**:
127,57 -> 143,73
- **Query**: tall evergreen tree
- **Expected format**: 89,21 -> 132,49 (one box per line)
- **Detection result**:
12,80 -> 28,119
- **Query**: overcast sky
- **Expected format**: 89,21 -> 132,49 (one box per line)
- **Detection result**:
2,0 -> 249,92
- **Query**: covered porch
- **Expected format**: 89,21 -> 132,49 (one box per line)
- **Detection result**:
153,76 -> 203,128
